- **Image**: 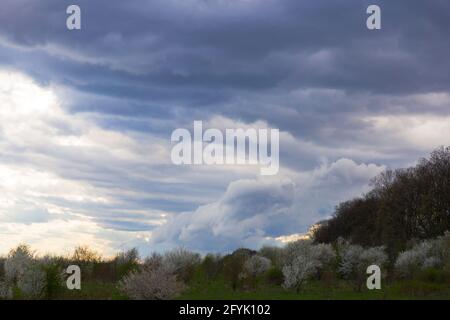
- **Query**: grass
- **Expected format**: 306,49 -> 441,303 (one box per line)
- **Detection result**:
177,275 -> 450,300
55,281 -> 127,300
7,273 -> 450,300
8,279 -> 450,300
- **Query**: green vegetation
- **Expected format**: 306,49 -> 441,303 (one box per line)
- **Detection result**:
179,277 -> 450,300
314,146 -> 450,258
57,282 -> 126,300
0,240 -> 448,300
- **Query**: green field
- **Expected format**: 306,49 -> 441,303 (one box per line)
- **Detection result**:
179,276 -> 450,300
49,277 -> 449,300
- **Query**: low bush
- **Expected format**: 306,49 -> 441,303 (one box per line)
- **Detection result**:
395,232 -> 450,278
119,263 -> 184,300
114,248 -> 140,280
264,267 -> 284,286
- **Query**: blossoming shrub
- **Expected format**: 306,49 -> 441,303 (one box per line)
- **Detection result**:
242,255 -> 272,278
119,260 -> 184,300
395,232 -> 450,279
281,240 -> 335,292
162,247 -> 201,282
1,246 -> 65,299
239,255 -> 272,289
17,263 -> 46,299
338,241 -> 387,290
4,245 -> 34,284
313,243 -> 337,274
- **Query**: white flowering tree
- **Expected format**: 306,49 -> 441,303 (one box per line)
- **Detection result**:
0,245 -> 63,299
338,242 -> 387,290
395,232 -> 450,278
4,245 -> 34,284
240,255 -> 272,280
162,247 -> 201,282
119,262 -> 184,300
282,240 -> 333,292
17,264 -> 46,299
314,243 -> 337,270
283,257 -> 320,293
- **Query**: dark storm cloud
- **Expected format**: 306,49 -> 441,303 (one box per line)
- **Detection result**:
1,0 -> 449,152
1,0 -> 450,103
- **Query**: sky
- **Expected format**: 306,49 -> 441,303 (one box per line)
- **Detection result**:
0,0 -> 449,256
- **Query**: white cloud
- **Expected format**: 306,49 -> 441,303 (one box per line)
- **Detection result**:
0,70 -> 174,255
150,158 -> 385,253
364,114 -> 450,150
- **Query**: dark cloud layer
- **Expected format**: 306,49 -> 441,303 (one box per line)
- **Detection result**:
2,1 -> 450,98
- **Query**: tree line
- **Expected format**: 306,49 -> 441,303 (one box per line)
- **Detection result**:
313,146 -> 450,258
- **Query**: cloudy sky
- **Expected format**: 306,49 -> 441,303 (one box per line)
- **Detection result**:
0,0 -> 449,256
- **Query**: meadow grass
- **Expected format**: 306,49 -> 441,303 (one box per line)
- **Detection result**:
177,275 -> 450,300
8,277 -> 449,300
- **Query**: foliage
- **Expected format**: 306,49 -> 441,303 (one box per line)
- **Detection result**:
0,281 -> 12,300
313,243 -> 337,274
338,241 -> 387,290
264,267 -> 284,286
71,245 -> 102,263
114,248 -> 140,279
17,263 -> 46,299
314,147 -> 450,256
238,255 -> 272,289
282,240 -> 324,292
395,232 -> 450,278
200,253 -> 222,281
4,244 -> 34,284
258,246 -> 283,267
1,246 -> 65,299
40,256 -> 64,299
162,247 -> 201,282
241,255 -> 272,278
119,262 -> 184,300
222,249 -> 253,291
0,237 -> 448,300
